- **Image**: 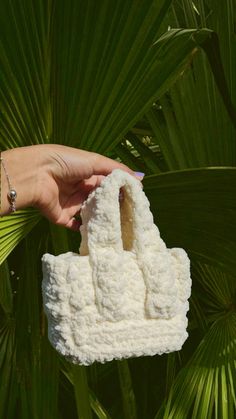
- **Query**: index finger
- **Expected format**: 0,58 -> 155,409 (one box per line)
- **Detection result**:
89,152 -> 135,177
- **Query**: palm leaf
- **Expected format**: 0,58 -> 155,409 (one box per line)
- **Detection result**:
115,135 -> 165,174
1,1 -> 232,154
89,390 -> 112,419
0,317 -> 17,419
125,133 -> 162,174
0,0 -> 51,148
0,261 -> 13,314
60,358 -> 112,419
144,168 -> 236,275
1,0 -> 234,262
155,261 -> 236,419
114,142 -> 147,172
192,261 -> 236,322
0,228 -> 60,418
1,1 -> 236,418
0,210 -> 41,265
117,360 -> 137,419
147,0 -> 236,170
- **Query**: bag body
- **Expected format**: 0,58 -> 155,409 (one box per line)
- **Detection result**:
42,169 -> 191,365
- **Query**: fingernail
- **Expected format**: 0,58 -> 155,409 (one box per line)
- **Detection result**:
135,172 -> 145,180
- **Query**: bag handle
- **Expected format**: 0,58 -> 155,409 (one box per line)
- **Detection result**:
80,169 -> 157,254
80,170 -> 179,321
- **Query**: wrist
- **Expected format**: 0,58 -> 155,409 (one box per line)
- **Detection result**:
1,146 -> 43,215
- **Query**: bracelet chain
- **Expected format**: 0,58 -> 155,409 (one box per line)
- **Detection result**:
0,155 -> 17,213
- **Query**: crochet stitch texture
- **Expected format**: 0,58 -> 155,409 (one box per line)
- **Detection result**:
42,169 -> 191,365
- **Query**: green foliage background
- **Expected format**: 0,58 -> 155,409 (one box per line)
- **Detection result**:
0,1 -> 236,418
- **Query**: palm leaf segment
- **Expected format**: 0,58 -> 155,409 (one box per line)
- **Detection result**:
0,1 -> 236,418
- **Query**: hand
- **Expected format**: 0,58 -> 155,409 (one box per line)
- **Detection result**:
35,144 -> 137,230
1,144 -> 142,231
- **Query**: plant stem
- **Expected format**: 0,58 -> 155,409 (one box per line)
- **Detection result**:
117,360 -> 137,419
72,365 -> 92,419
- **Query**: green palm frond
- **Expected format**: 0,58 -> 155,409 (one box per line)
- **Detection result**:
1,0 -> 230,262
192,262 -> 236,322
0,0 -> 51,148
0,210 -> 41,265
0,315 -> 16,419
156,314 -> 236,419
115,135 -> 165,174
60,358 -> 112,419
117,360 -> 137,419
146,0 -> 236,170
1,1 -> 232,154
0,261 -> 13,314
1,1 -> 236,418
155,259 -> 236,419
0,231 -> 60,418
125,133 -> 162,174
144,168 -> 236,275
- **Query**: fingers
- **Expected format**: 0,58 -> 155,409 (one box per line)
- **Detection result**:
65,217 -> 81,231
78,175 -> 106,191
52,209 -> 81,231
90,152 -> 135,177
90,153 -> 145,182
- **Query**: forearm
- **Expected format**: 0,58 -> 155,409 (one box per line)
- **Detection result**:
0,146 -> 42,215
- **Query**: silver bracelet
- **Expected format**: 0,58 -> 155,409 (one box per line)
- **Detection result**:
0,155 -> 17,213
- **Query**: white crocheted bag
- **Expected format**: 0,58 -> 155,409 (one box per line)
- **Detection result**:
42,169 -> 191,365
